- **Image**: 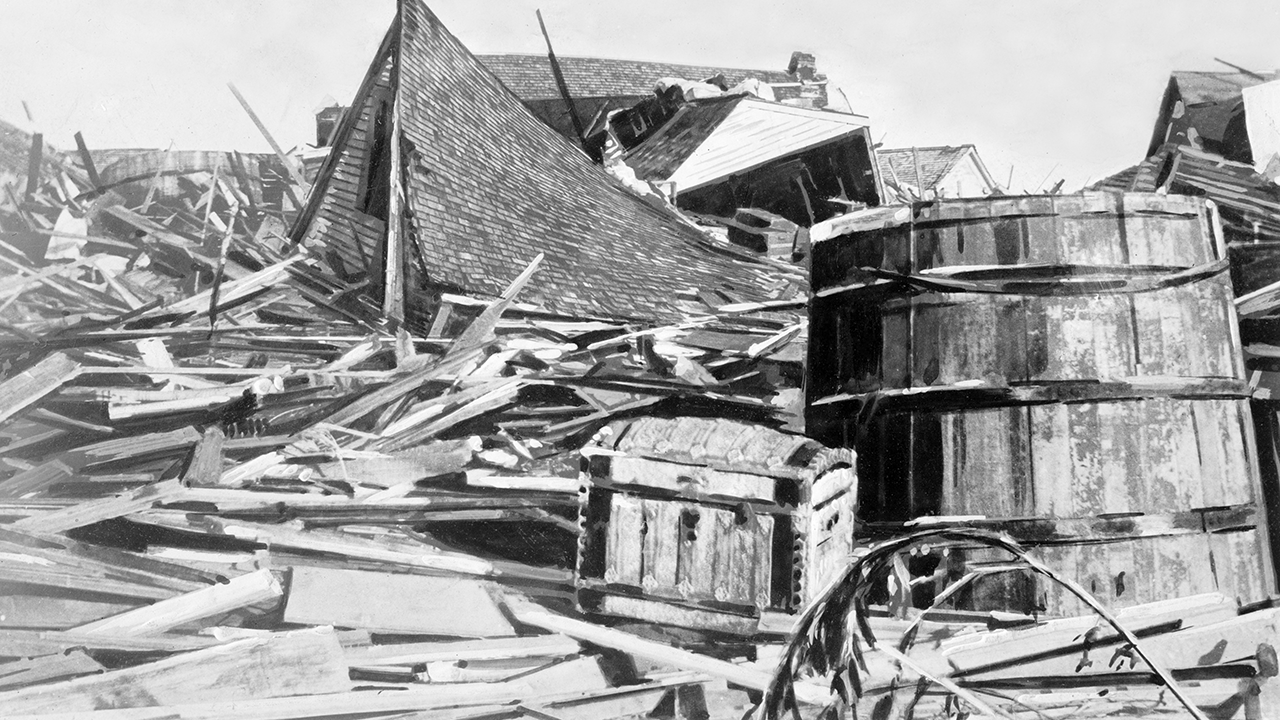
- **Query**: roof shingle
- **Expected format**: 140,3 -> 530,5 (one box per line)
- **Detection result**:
295,0 -> 797,324
875,146 -> 973,193
476,53 -> 816,101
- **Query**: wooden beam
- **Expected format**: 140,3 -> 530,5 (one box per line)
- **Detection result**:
0,627 -> 350,714
0,353 -> 81,426
73,568 -> 281,637
72,132 -> 101,191
283,566 -> 513,638
225,83 -> 306,205
536,10 -> 588,148
12,479 -> 186,534
383,56 -> 406,321
505,597 -> 832,705
24,133 -> 42,200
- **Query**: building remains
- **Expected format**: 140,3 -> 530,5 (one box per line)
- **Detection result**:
0,2 -> 1279,718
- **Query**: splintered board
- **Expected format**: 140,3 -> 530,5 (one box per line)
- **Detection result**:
0,627 -> 349,714
283,566 -> 514,637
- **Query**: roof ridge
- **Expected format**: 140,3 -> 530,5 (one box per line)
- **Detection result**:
475,51 -> 791,75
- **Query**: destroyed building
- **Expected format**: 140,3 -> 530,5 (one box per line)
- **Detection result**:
2,3 -> 1280,719
478,50 -> 829,144
876,144 -> 999,201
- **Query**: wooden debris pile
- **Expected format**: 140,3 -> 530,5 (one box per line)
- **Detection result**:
0,123 -> 824,716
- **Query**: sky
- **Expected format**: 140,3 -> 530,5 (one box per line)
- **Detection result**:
2,1 -> 1280,192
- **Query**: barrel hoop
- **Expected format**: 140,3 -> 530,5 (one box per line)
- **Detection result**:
810,377 -> 1252,417
859,503 -> 1257,545
814,258 -> 1230,300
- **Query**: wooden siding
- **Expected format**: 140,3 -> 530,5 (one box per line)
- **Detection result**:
808,193 -> 1272,615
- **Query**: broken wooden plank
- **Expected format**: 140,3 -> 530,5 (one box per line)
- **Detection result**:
0,649 -> 104,691
12,479 -> 186,534
73,568 -> 281,637
343,634 -> 579,668
0,626 -> 349,714
72,132 -> 100,192
0,353 -> 81,426
505,597 -> 831,705
180,426 -> 225,486
225,83 -> 307,202
283,566 -> 513,638
0,628 -> 217,658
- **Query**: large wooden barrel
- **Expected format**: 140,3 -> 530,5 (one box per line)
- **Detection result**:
807,192 -> 1273,616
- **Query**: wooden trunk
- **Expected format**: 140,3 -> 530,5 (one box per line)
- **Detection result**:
575,416 -> 856,634
807,192 -> 1274,616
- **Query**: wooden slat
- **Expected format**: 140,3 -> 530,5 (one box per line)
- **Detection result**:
0,627 -> 350,714
0,353 -> 80,426
73,568 -> 280,637
283,566 -> 513,638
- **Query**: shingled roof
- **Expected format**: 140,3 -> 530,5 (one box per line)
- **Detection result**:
1091,143 -> 1280,243
291,0 -> 796,325
477,53 -> 811,101
875,146 -> 978,193
625,95 -> 869,193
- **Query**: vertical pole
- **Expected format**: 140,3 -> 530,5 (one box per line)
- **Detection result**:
382,37 -> 406,323
537,9 -> 589,149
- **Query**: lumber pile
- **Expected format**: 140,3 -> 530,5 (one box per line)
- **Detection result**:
0,120 -> 814,718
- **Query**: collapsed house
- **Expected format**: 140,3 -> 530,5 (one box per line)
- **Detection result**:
291,6 -> 803,329
618,94 -> 881,227
478,50 -> 830,145
875,144 -> 999,201
2,4 -> 1280,718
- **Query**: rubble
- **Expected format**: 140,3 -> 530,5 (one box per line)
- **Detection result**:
1,1 -> 1280,719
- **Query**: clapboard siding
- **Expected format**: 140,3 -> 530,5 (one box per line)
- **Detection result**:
295,52 -> 395,281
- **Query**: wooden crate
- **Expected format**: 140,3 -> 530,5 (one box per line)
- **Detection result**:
575,416 -> 855,634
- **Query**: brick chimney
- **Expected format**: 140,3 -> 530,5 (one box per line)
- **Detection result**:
787,51 -> 817,81
315,105 -> 348,147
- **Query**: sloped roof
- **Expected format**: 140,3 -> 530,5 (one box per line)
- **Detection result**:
1092,143 -> 1280,241
625,96 -> 868,193
875,146 -> 978,193
294,0 -> 796,324
1171,70 -> 1277,106
477,53 -> 813,101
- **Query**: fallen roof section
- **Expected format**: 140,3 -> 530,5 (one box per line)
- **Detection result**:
875,145 -> 996,197
477,53 -> 819,101
291,0 -> 800,326
625,95 -> 870,194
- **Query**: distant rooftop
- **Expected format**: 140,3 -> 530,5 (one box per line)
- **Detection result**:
477,53 -> 823,101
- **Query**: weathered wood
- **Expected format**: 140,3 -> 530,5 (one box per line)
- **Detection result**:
181,426 -> 225,486
0,628 -> 218,658
72,132 -> 100,191
73,568 -> 281,637
344,633 -> 579,667
506,597 -> 831,705
225,83 -> 307,198
3,687 -> 525,720
283,566 -> 513,637
23,133 -> 42,200
129,512 -> 573,585
0,627 -> 350,714
0,353 -> 80,426
0,594 -> 135,630
0,649 -> 104,691
12,479 -> 185,534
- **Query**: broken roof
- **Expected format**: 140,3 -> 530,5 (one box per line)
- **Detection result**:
1170,70 -> 1278,106
292,0 -> 797,325
875,145 -> 989,194
477,54 -> 814,101
624,95 -> 869,193
1092,143 -> 1280,242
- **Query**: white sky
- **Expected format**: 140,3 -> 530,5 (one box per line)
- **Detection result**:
1,1 -> 1279,191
